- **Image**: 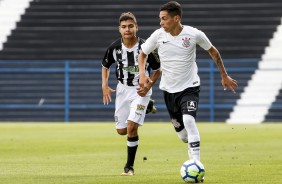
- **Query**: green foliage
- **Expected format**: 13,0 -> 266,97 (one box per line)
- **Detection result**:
0,123 -> 281,184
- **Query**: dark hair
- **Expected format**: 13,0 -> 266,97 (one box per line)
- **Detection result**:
119,12 -> 137,25
160,1 -> 182,18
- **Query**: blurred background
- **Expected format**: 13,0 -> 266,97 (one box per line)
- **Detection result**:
0,0 -> 282,123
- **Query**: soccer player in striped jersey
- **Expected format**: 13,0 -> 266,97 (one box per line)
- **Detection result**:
138,2 -> 238,181
102,12 -> 161,176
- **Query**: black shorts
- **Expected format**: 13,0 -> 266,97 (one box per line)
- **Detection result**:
163,86 -> 200,132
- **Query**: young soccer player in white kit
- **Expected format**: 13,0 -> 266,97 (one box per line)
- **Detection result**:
138,2 -> 238,181
102,12 -> 160,176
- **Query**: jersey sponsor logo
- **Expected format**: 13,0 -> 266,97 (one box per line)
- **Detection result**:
171,118 -> 181,128
136,104 -> 145,111
123,66 -> 139,74
182,37 -> 191,48
187,101 -> 197,112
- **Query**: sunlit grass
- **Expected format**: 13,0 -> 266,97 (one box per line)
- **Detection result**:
0,122 -> 281,183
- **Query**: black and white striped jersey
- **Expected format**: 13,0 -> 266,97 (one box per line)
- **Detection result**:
102,37 -> 160,86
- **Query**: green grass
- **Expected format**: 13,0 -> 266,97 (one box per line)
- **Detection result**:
0,122 -> 281,184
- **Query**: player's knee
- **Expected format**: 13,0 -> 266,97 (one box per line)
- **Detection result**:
116,128 -> 127,135
127,126 -> 138,137
127,121 -> 138,137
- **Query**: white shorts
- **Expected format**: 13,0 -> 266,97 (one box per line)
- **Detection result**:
115,82 -> 152,129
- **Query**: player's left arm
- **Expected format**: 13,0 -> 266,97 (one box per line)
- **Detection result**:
147,69 -> 161,89
208,46 -> 238,93
145,49 -> 161,89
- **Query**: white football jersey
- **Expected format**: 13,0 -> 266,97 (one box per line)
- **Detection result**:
141,26 -> 212,93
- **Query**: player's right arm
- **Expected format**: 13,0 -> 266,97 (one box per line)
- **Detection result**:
101,66 -> 115,105
101,45 -> 116,105
138,30 -> 159,89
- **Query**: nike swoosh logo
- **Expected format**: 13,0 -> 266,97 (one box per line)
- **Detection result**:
162,41 -> 169,44
190,141 -> 200,148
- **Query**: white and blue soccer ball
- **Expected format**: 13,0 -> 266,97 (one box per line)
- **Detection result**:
180,159 -> 205,183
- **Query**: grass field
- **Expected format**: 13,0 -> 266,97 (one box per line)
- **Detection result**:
0,122 -> 281,184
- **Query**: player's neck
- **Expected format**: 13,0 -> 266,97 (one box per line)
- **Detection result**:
170,24 -> 183,36
122,36 -> 138,48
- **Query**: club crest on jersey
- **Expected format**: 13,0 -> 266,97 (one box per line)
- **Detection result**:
117,49 -> 122,54
187,101 -> 197,112
182,37 -> 191,48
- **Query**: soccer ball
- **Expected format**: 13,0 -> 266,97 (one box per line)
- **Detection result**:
180,159 -> 205,183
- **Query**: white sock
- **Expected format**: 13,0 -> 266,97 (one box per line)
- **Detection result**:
177,128 -> 188,143
176,128 -> 193,159
183,114 -> 200,161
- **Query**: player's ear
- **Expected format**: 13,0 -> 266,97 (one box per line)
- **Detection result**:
136,24 -> 138,32
118,26 -> 121,33
174,15 -> 180,22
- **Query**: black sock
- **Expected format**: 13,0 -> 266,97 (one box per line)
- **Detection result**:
125,136 -> 139,168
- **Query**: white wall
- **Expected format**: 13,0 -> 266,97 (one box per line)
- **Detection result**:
0,0 -> 33,50
227,18 -> 282,124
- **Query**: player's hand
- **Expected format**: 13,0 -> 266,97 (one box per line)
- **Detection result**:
139,73 -> 152,89
221,74 -> 238,94
102,86 -> 115,105
137,86 -> 150,97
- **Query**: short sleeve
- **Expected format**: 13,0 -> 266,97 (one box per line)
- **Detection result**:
147,49 -> 160,71
102,47 -> 115,69
141,29 -> 159,55
196,30 -> 213,50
